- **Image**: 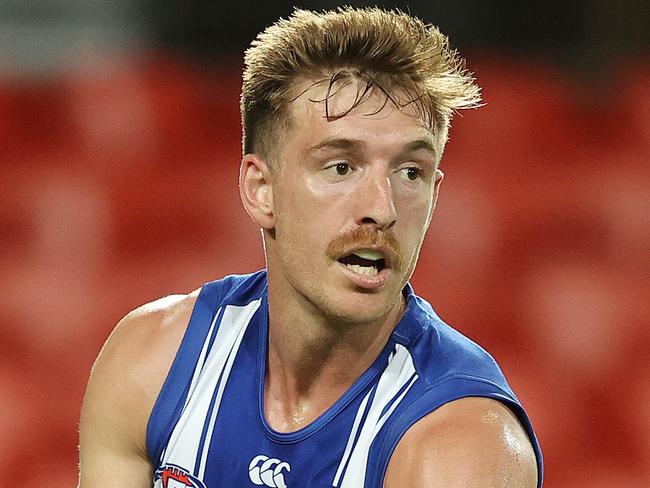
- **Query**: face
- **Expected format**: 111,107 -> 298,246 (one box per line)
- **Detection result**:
249,79 -> 443,325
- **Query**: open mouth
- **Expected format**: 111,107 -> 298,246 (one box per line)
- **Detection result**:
337,250 -> 386,276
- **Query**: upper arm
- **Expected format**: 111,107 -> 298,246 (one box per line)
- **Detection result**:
384,397 -> 538,488
78,292 -> 197,488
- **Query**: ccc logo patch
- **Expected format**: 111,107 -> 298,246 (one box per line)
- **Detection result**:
248,454 -> 291,488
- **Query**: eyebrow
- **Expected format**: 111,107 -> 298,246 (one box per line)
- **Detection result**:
401,139 -> 437,157
309,137 -> 437,158
310,137 -> 367,153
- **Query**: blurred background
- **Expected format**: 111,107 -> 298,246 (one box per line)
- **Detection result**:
1,1 -> 648,486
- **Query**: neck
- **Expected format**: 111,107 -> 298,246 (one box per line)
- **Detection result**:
263,271 -> 405,432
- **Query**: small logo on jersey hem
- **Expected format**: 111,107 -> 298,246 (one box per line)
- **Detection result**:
154,464 -> 206,488
249,454 -> 291,488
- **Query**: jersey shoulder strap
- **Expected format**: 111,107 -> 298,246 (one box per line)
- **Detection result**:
366,288 -> 543,487
146,270 -> 267,464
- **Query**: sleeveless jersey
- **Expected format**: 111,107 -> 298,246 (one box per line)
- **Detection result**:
147,270 -> 543,487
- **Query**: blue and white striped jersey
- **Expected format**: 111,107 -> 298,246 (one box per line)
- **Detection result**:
147,270 -> 543,487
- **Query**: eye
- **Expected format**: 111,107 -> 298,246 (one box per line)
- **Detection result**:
325,161 -> 352,177
335,163 -> 350,176
399,166 -> 421,181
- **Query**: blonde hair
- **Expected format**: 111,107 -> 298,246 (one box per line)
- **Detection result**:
241,7 -> 481,161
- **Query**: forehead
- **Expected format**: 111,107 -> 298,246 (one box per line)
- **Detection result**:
283,77 -> 435,154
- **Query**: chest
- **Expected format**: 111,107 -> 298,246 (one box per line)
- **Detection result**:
152,301 -> 419,488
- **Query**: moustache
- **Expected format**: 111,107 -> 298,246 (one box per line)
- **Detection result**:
325,227 -> 403,271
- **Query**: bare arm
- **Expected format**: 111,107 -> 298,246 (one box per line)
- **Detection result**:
78,292 -> 198,488
384,397 -> 538,488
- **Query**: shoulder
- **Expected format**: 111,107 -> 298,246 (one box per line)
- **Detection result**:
80,289 -> 200,456
403,299 -> 508,388
384,397 -> 538,488
95,290 -> 200,403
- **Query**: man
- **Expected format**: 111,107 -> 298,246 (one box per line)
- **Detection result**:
79,7 -> 542,487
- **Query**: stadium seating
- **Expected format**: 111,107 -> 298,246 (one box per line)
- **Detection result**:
1,53 -> 648,487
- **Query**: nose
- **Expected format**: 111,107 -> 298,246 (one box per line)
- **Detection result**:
355,170 -> 397,230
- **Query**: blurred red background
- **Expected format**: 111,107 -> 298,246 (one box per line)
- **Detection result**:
0,50 -> 648,487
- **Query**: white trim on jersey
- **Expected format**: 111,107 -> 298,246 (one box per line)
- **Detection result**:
197,305 -> 251,479
158,306 -> 224,465
334,343 -> 418,488
159,300 -> 261,476
185,306 -> 224,412
332,388 -> 373,486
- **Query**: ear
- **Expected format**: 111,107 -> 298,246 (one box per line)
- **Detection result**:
239,154 -> 275,229
432,168 -> 444,209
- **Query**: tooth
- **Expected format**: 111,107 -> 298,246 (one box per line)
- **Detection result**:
352,250 -> 383,261
346,263 -> 378,276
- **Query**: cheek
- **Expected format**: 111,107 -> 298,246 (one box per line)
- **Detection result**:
284,176 -> 351,223
396,193 -> 433,243
305,173 -> 359,201
273,186 -> 336,253
396,185 -> 433,217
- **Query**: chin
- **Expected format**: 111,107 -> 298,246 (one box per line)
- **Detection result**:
320,288 -> 398,326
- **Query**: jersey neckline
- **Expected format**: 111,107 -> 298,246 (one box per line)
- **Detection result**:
255,283 -> 417,444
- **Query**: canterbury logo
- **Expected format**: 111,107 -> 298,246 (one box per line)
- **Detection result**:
248,454 -> 291,488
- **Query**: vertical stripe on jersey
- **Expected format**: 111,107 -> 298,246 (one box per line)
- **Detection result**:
159,300 -> 261,476
157,305 -> 224,465
332,388 -> 373,486
335,344 -> 418,488
196,310 -> 249,479
183,306 -> 223,413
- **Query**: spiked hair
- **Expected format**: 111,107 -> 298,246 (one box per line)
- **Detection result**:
241,7 -> 481,161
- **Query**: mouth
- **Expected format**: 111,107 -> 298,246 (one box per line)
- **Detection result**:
337,249 -> 387,277
335,248 -> 393,290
